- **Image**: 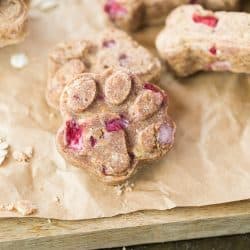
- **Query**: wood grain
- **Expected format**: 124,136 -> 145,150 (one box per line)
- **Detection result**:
0,200 -> 250,249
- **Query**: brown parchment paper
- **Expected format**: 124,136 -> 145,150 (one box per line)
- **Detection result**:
0,0 -> 250,220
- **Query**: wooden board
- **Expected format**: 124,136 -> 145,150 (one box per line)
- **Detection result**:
0,200 -> 250,249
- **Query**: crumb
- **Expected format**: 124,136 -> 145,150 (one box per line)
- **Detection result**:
115,185 -> 123,196
54,196 -> 60,203
13,151 -> 29,162
47,218 -> 52,223
5,203 -> 15,211
0,203 -> 14,211
114,181 -> 134,195
12,146 -> 33,162
23,146 -> 33,158
14,200 -> 37,216
10,53 -> 29,69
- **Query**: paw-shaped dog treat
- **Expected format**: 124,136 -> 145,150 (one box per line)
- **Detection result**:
46,28 -> 161,109
156,4 -> 250,76
56,69 -> 176,184
0,0 -> 29,48
102,0 -> 239,32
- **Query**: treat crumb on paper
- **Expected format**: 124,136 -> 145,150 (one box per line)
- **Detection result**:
14,200 -> 37,216
12,147 -> 33,162
10,53 -> 29,69
23,146 -> 33,159
54,196 -> 60,203
114,181 -> 135,196
0,201 -> 36,216
0,203 -> 15,212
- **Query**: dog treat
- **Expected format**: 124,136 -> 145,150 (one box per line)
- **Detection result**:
156,4 -> 250,76
0,0 -> 29,48
56,68 -> 176,185
102,0 -> 239,31
46,28 -> 161,109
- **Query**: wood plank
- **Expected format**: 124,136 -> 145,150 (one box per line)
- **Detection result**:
0,200 -> 250,249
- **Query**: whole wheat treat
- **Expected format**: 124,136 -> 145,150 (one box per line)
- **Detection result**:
46,28 -> 161,109
102,0 -> 239,32
56,68 -> 176,185
156,4 -> 250,77
0,0 -> 29,48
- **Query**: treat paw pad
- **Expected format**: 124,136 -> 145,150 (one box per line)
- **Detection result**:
57,69 -> 176,184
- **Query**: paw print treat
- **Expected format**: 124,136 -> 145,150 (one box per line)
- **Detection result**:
156,4 -> 250,77
46,28 -> 161,109
0,0 -> 29,48
56,69 -> 175,185
102,0 -> 239,32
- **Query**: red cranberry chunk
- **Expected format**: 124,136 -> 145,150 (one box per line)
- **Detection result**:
157,123 -> 174,145
97,93 -> 105,100
189,0 -> 197,3
90,136 -> 97,147
144,83 -> 161,93
65,119 -> 83,150
101,165 -> 108,175
104,0 -> 127,20
144,83 -> 168,105
118,53 -> 128,67
102,40 -> 116,48
192,13 -> 218,27
209,46 -> 217,55
105,117 -> 128,132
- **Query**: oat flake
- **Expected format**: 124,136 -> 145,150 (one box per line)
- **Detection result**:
39,0 -> 58,11
0,138 -> 9,166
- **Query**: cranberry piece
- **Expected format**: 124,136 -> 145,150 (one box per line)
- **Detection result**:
90,136 -> 97,147
105,117 -> 128,132
102,40 -> 116,48
118,53 -> 128,67
209,46 -> 217,55
189,0 -> 197,3
144,83 -> 161,93
101,165 -> 108,175
104,0 -> 127,20
73,94 -> 80,101
97,93 -> 105,100
129,152 -> 135,161
144,83 -> 168,105
157,124 -> 174,145
192,13 -> 218,27
65,119 -> 83,150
